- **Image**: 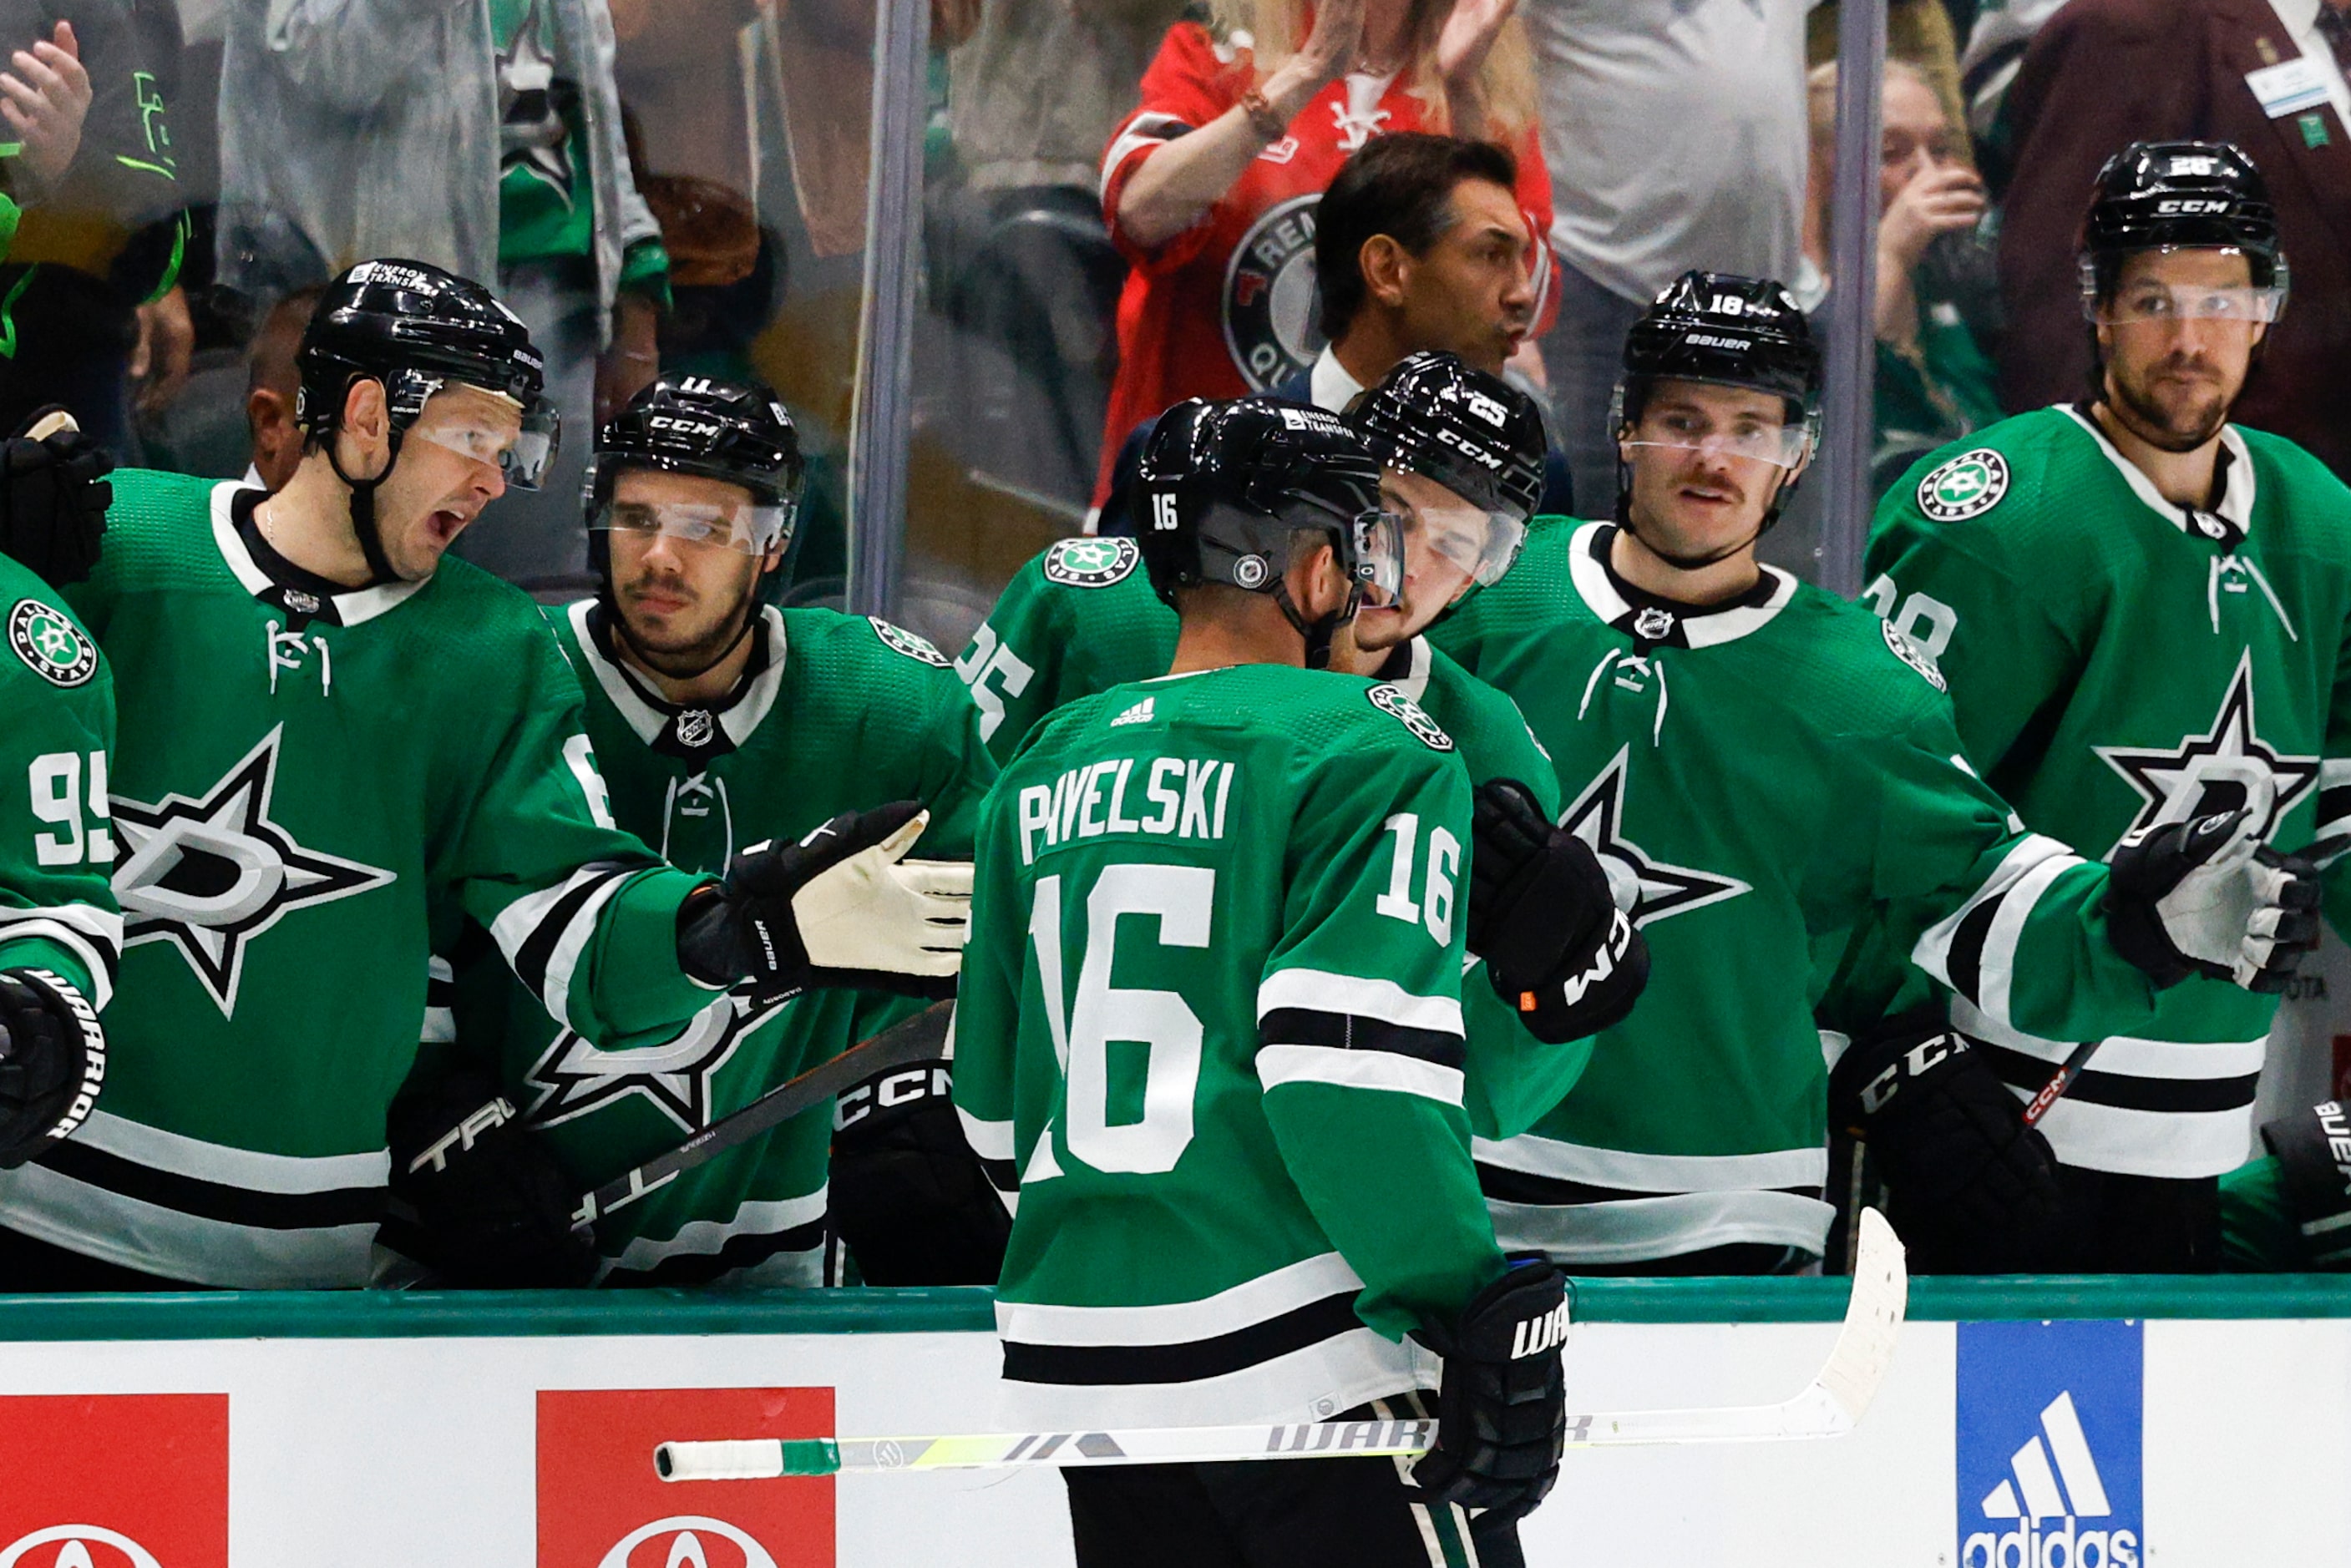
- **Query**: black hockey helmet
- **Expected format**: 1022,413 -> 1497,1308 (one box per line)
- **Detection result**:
2079,139 -> 2288,311
1345,351 -> 1544,589
295,259 -> 560,583
1611,271 -> 1822,559
1137,397 -> 1398,668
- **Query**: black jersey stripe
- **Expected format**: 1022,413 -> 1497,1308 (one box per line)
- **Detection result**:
1258,1009 -> 1466,1070
38,1141 -> 384,1230
1001,1291 -> 1366,1386
1972,1041 -> 2259,1113
1474,1164 -> 1823,1209
2317,785 -> 2351,837
509,862 -> 636,994
1943,889 -> 2007,1010
602,1214 -> 828,1287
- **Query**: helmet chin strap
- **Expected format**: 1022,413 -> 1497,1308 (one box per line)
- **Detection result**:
325,429 -> 407,588
1269,576 -> 1354,672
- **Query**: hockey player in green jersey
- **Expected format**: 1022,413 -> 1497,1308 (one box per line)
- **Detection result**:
399,372 -> 999,1289
0,261 -> 970,1290
2217,1099 -> 2351,1272
955,397 -> 1590,1568
1434,270 -> 2322,1275
1862,142 -> 2351,1272
961,356 -> 1646,1134
0,544 -> 114,1177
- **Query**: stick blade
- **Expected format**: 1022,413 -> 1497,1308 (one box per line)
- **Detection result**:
1815,1206 -> 1908,1428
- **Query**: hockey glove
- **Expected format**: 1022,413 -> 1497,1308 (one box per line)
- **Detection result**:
829,1055 -> 1011,1286
1411,1260 -> 1571,1524
0,968 -> 104,1168
2259,1100 -> 2351,1272
1828,1016 -> 2060,1272
386,1070 -> 598,1288
1468,777 -> 1649,1042
2105,808 -> 2322,992
0,408 -> 113,589
675,802 -> 973,1001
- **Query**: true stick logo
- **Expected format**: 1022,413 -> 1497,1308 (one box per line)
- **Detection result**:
1956,1320 -> 2142,1568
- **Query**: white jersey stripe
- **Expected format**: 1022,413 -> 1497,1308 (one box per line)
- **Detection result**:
2024,1095 -> 2255,1178
1487,1189 -> 1834,1265
598,1188 -> 828,1282
1910,832 -> 2078,1012
0,1159 -> 377,1287
1953,1000 -> 2267,1079
996,1326 -> 1436,1434
73,1108 -> 388,1191
1256,1044 -> 1464,1105
956,1105 -> 1015,1162
1974,850 -> 2086,1031
1472,1134 -> 1827,1193
996,1250 -> 1366,1348
0,918 -> 119,1009
1255,969 -> 1464,1035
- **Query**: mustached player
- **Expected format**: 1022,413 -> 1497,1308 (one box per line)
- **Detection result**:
399,374 -> 999,1288
1861,141 -> 2351,1272
0,262 -> 966,1290
955,399 -> 1571,1568
1433,270 -> 2320,1277
961,357 -> 1646,1136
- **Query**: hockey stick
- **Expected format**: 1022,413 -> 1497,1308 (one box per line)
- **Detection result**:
652,1208 -> 1908,1481
2020,830 -> 2351,1130
570,1000 -> 952,1231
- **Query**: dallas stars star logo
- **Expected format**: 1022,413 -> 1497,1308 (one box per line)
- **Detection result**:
495,0 -> 575,204
112,726 -> 396,1015
2094,650 -> 2318,843
1561,746 -> 1750,928
526,992 -> 792,1132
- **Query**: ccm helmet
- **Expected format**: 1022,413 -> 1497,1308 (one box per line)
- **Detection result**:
1136,397 -> 1396,669
1345,350 -> 1546,589
296,259 -> 557,584
2080,139 -> 2287,312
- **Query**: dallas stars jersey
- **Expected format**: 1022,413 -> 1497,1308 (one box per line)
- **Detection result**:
447,599 -> 995,1286
960,536 -> 1588,1136
0,555 -> 119,1009
0,473 -> 711,1288
1864,407 -> 2351,1180
1431,519 -> 2183,1268
954,664 -> 1504,1428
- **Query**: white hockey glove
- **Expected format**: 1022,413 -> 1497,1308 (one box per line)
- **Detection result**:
2106,806 -> 2322,993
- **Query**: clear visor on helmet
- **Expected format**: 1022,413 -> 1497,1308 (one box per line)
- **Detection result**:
1623,403 -> 1810,470
1384,471 -> 1528,589
2093,281 -> 2287,326
409,384 -> 563,490
588,494 -> 794,556
1343,508 -> 1406,608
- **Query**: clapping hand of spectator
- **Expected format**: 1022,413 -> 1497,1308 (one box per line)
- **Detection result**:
1262,0 -> 1361,122
130,286 -> 195,419
1436,0 -> 1518,142
0,22 -> 90,204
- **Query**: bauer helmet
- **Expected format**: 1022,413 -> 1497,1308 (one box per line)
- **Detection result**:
1136,397 -> 1399,668
2079,139 -> 2288,316
1345,350 -> 1546,589
295,259 -> 559,583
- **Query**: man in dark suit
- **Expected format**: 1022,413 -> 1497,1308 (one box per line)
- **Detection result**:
1994,0 -> 2351,478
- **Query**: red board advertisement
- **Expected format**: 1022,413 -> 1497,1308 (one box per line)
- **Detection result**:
0,1394 -> 227,1568
539,1388 -> 835,1568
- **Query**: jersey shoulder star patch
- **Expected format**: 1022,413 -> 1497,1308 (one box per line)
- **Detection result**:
869,617 -> 951,667
1368,683 -> 1454,751
8,598 -> 98,687
1043,536 -> 1141,589
1880,618 -> 1948,692
1916,448 -> 2011,523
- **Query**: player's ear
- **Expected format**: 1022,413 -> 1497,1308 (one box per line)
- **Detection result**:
1290,538 -> 1348,619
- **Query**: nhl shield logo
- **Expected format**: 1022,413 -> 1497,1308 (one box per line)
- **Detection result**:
8,599 -> 97,688
1223,194 -> 1326,391
1918,448 -> 2010,522
869,619 -> 950,667
1631,606 -> 1677,643
1368,683 -> 1454,751
675,710 -> 717,749
1043,537 -> 1140,589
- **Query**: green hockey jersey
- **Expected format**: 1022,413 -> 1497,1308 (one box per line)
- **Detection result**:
446,599 -> 995,1286
0,554 -> 118,1009
960,537 -> 1588,1136
1432,518 -> 2186,1267
0,473 -> 712,1288
954,663 -> 1505,1428
1864,407 -> 2351,1179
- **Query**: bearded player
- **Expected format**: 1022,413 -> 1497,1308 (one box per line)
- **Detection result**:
955,398 -> 1580,1568
1433,269 -> 2323,1277
1862,141 -> 2351,1272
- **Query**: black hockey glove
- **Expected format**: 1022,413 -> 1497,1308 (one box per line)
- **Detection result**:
2260,1100 -> 2351,1272
0,968 -> 104,1168
1828,1016 -> 2060,1272
675,802 -> 972,1002
2105,808 -> 2322,991
0,408 -> 113,589
1468,777 -> 1649,1043
387,1070 -> 598,1288
1411,1260 -> 1571,1524
829,1055 -> 1011,1286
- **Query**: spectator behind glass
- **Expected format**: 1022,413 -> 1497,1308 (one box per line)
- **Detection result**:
241,284 -> 322,493
1094,0 -> 1555,507
216,0 -> 670,593
1804,59 -> 2002,493
951,0 -> 1184,203
0,4 -> 184,455
1994,0 -> 2351,479
1518,0 -> 1809,508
